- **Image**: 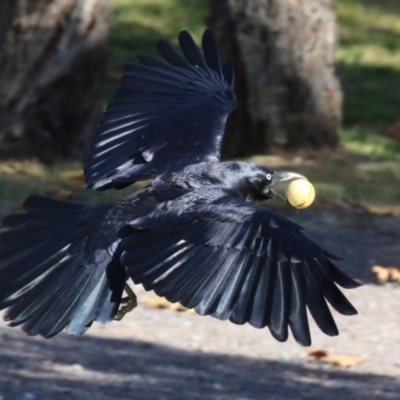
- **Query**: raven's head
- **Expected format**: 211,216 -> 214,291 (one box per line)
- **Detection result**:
240,163 -> 307,204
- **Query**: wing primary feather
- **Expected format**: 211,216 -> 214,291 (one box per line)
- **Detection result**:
249,256 -> 274,328
2,254 -> 74,317
4,246 -> 86,320
0,243 -> 72,294
328,260 -> 361,289
194,248 -> 241,316
149,243 -> 197,285
310,259 -> 358,316
289,263 -> 311,346
159,247 -> 220,303
150,245 -> 204,296
202,29 -> 223,79
303,261 -> 339,336
126,242 -> 189,287
19,265 -> 88,337
179,248 -> 231,309
134,55 -> 198,80
210,250 -> 250,320
156,40 -> 201,76
223,59 -> 235,88
8,254 -> 86,331
229,253 -> 260,325
268,261 -> 290,342
178,30 -> 211,74
0,248 -> 72,308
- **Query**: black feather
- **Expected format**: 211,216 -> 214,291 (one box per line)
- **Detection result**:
0,196 -> 126,338
202,28 -> 223,79
84,30 -> 235,190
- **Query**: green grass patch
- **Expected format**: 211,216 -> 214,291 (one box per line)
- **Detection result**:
108,0 -> 208,70
104,0 -> 208,103
341,128 -> 400,159
337,0 -> 400,125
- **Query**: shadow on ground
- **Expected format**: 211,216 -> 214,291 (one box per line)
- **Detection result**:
279,210 -> 400,284
0,330 -> 399,400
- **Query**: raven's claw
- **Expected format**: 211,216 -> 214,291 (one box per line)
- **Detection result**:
115,283 -> 137,321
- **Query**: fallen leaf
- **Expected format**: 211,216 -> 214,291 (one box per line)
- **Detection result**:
140,297 -> 170,309
385,121 -> 400,140
320,354 -> 364,368
372,265 -> 400,284
170,303 -> 196,314
140,296 -> 195,314
364,204 -> 400,217
308,349 -> 364,368
308,350 -> 328,359
45,188 -> 74,200
0,160 -> 46,176
68,173 -> 85,183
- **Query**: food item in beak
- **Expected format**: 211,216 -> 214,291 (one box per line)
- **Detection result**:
285,179 -> 315,209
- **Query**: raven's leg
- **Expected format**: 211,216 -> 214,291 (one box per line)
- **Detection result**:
115,283 -> 137,321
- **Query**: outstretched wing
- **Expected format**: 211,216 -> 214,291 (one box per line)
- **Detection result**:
0,196 -> 126,337
120,193 -> 360,346
84,29 -> 236,190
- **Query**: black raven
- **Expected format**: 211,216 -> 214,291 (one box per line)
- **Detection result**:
0,30 -> 360,346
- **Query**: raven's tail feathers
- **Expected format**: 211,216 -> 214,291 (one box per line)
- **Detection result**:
0,196 -> 125,338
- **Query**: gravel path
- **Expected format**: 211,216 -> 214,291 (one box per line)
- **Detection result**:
1,210 -> 400,400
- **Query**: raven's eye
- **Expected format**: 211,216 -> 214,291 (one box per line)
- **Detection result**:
256,173 -> 272,183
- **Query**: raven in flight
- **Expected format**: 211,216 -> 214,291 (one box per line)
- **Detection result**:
0,30 -> 360,346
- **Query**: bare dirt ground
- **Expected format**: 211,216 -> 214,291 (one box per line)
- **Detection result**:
1,209 -> 400,400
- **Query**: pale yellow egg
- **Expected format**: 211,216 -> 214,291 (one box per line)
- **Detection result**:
285,179 -> 315,209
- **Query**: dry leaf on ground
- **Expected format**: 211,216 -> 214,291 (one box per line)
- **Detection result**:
0,161 -> 46,177
372,265 -> 400,284
140,296 -> 195,314
364,204 -> 400,217
68,173 -> 85,183
385,121 -> 400,140
308,350 -> 364,368
45,188 -> 75,200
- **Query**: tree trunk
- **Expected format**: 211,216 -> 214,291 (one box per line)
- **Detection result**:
0,0 -> 110,162
208,0 -> 342,158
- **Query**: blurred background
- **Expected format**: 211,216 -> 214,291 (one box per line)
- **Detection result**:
0,0 -> 400,212
0,1 -> 400,399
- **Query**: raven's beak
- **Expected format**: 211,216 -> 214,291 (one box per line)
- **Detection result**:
273,170 -> 307,183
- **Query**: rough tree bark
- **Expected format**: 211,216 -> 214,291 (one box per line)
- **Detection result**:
208,0 -> 342,158
0,0 -> 110,162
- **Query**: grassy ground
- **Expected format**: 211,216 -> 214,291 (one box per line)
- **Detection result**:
108,0 -> 208,69
337,0 -> 400,125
